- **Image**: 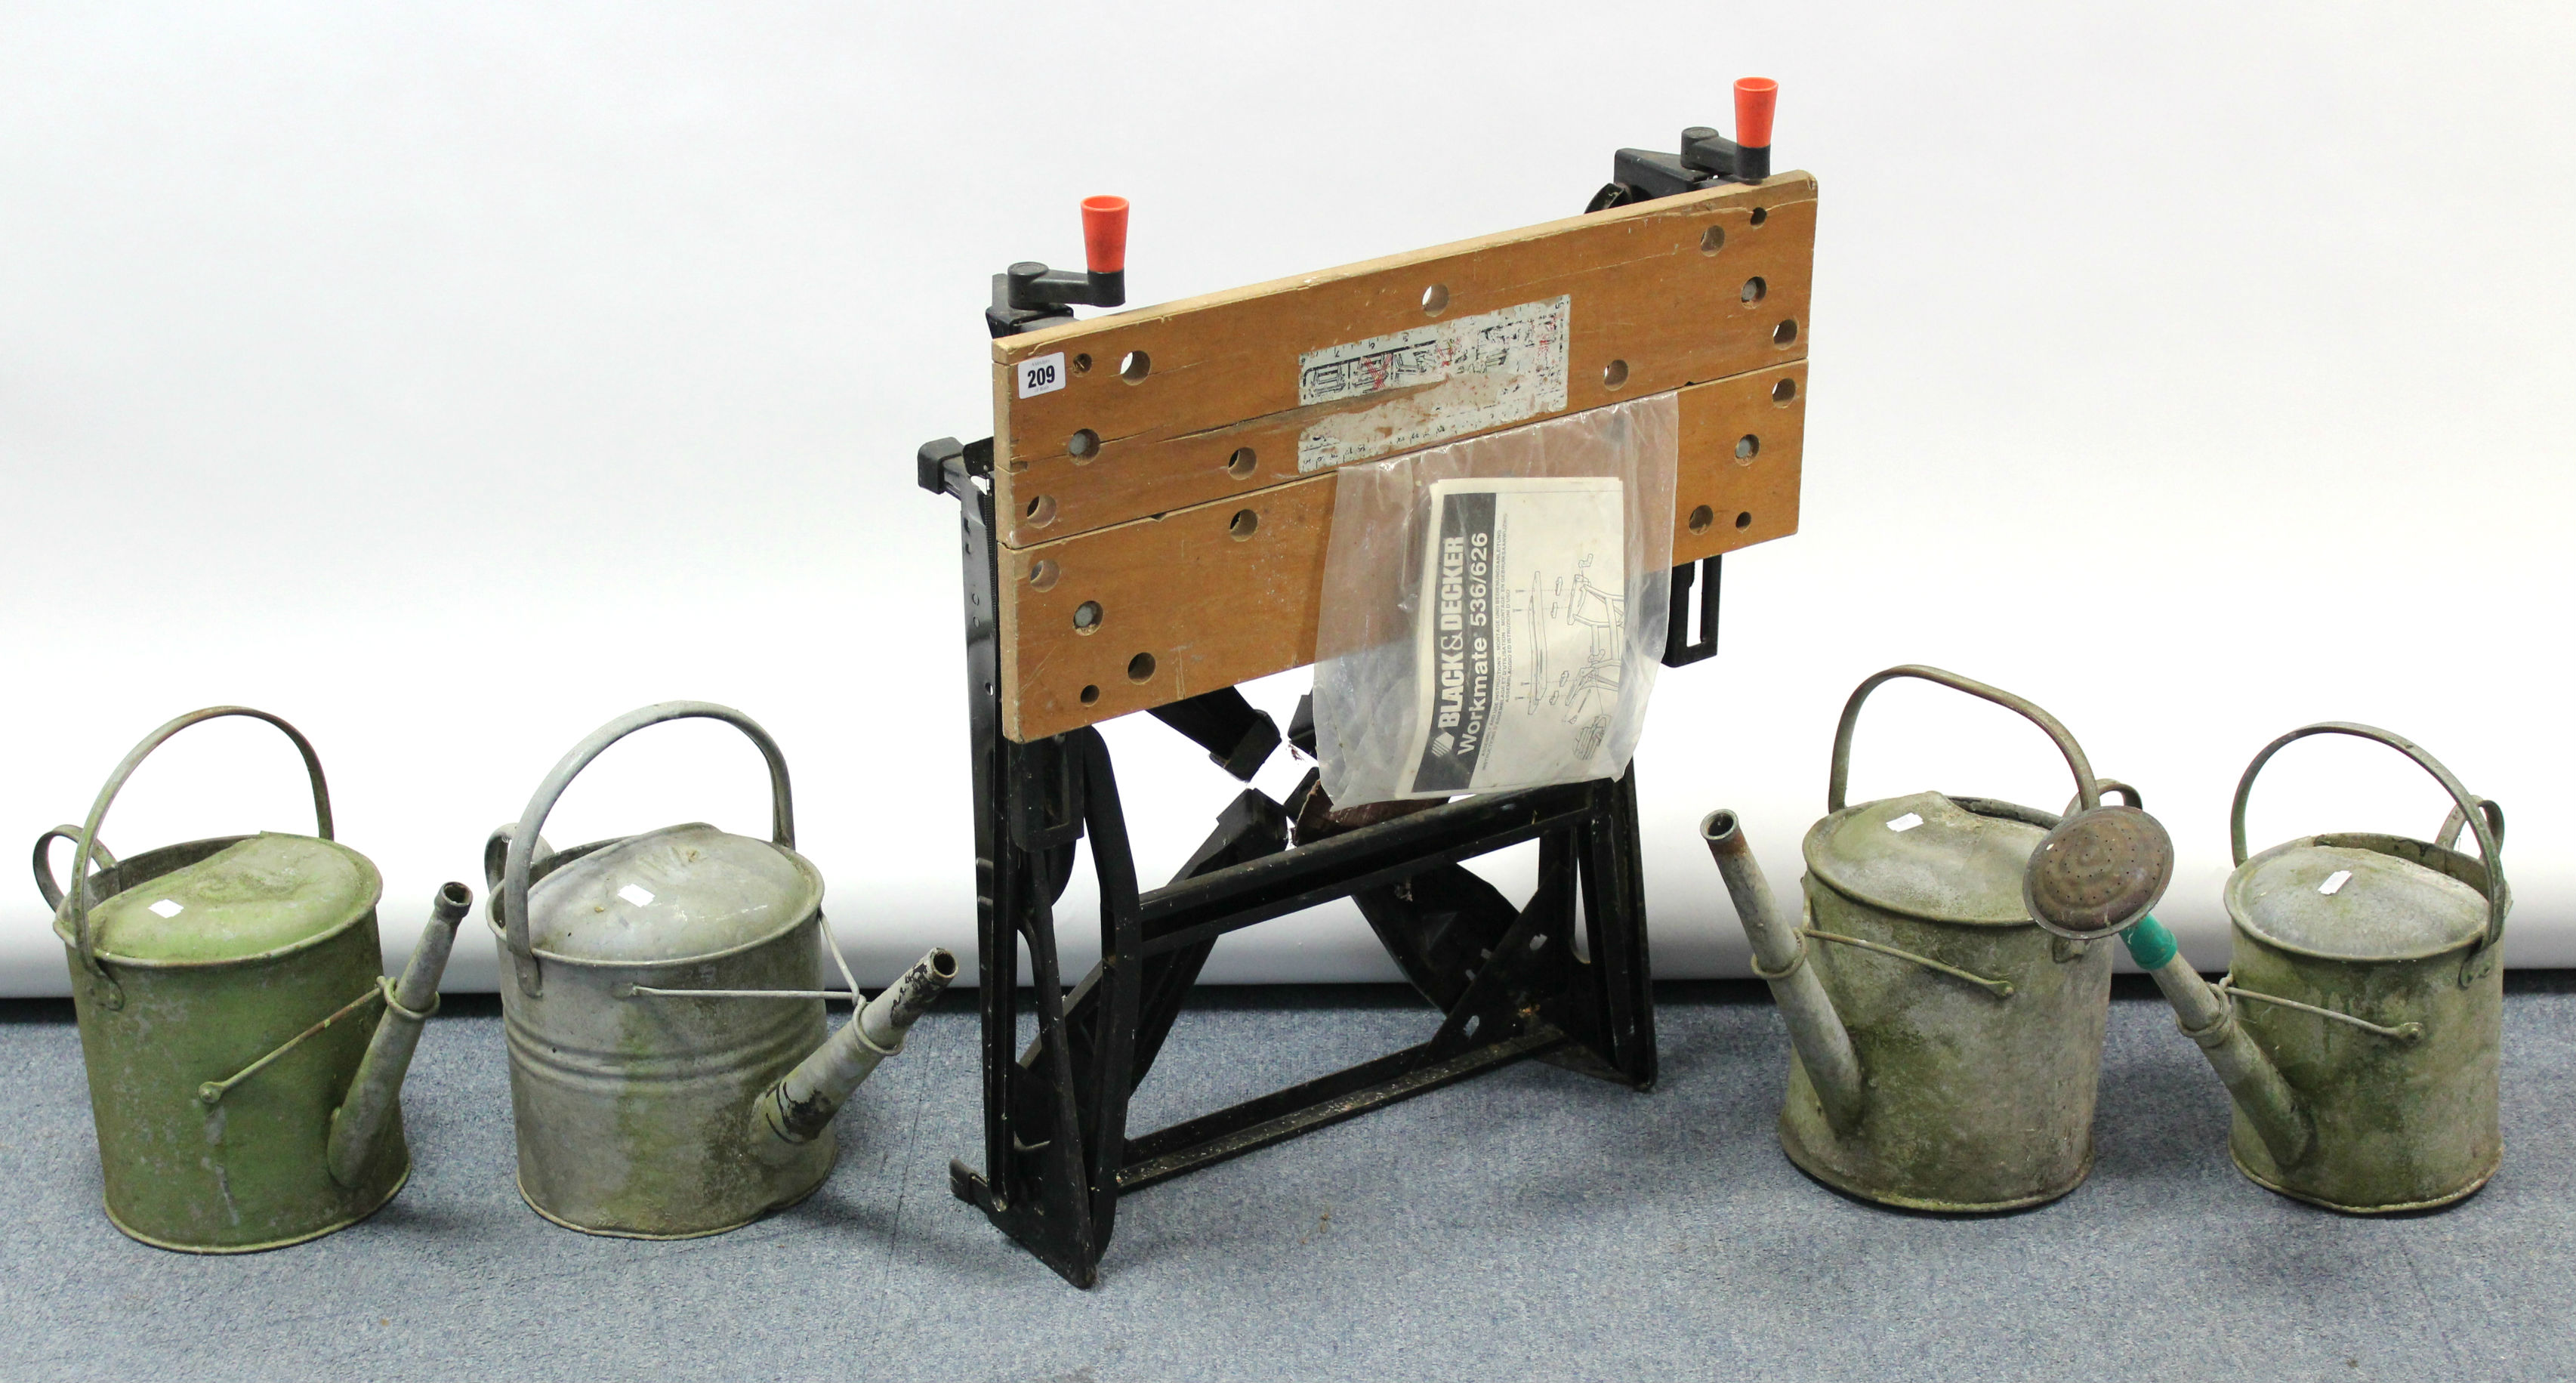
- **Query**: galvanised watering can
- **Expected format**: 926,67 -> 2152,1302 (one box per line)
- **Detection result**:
32,707 -> 470,1252
2101,723 -> 2507,1213
488,701 -> 955,1239
1701,665 -> 2172,1212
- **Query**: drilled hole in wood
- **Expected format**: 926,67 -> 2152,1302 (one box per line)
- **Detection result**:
1773,319 -> 1798,347
1067,428 -> 1099,461
1735,511 -> 1754,529
1421,283 -> 1449,315
1029,558 -> 1060,591
1700,227 -> 1725,255
1127,652 -> 1156,683
1688,505 -> 1714,534
1735,434 -> 1759,461
1072,353 -> 1092,375
1072,600 -> 1101,633
1119,350 -> 1150,382
1080,684 -> 1100,705
1740,276 -> 1766,304
1750,206 -> 1769,227
1226,446 -> 1257,479
1229,509 -> 1259,540
1602,359 -> 1629,389
1023,494 -> 1057,526
1772,378 -> 1797,404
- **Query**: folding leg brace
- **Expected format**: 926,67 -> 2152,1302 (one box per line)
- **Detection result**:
925,442 -> 1661,1287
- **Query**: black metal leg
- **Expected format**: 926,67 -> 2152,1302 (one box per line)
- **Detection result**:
931,442 -> 1661,1288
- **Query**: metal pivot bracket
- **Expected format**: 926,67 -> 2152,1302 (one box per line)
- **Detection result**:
1662,554 -> 1722,667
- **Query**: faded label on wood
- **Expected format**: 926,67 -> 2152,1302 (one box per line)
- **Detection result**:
1295,295 -> 1570,473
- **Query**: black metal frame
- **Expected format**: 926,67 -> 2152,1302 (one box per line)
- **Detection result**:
917,131 -> 1749,1286
924,440 -> 1686,1286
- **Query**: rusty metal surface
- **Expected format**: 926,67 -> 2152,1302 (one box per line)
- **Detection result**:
2026,806 -> 2174,938
2232,837 -> 2488,962
2220,926 -> 2502,1212
520,823 -> 823,965
489,701 -> 938,1239
1780,837 -> 2114,1212
29,708 -> 454,1252
493,906 -> 836,1238
2147,721 -> 2513,1213
1804,790 -> 2050,927
1720,666 -> 2130,1212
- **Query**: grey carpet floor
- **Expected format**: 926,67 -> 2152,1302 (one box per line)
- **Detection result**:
1,977 -> 2571,1382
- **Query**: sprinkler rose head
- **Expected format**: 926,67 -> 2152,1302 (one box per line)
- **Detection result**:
2025,804 -> 2176,940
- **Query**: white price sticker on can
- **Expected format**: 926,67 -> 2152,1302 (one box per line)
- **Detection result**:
1017,352 -> 1067,399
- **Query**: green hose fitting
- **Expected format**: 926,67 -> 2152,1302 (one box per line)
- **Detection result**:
2121,913 -> 2177,970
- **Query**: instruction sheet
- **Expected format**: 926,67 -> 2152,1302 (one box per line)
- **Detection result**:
1405,476 -> 1628,795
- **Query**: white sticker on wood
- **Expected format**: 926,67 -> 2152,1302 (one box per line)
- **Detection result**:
1295,295 -> 1571,472
1017,352 -> 1068,399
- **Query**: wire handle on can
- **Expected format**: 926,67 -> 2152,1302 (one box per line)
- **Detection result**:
44,708 -> 335,1008
2435,798 -> 2506,857
1827,665 -> 2100,816
32,826 -> 119,912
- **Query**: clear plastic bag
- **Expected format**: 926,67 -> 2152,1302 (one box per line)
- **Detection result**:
1312,393 -> 1679,806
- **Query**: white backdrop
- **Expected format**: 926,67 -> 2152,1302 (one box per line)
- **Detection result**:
3,2 -> 2570,995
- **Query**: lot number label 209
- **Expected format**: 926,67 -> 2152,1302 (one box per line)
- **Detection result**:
1017,353 -> 1068,399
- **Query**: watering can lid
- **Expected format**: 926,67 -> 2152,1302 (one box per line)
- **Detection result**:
2228,838 -> 2488,961
1803,789 -> 2050,927
70,833 -> 381,964
525,822 -> 821,964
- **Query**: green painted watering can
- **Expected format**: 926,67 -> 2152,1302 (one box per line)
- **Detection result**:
32,707 -> 471,1252
1701,665 -> 2173,1211
2096,723 -> 2507,1213
487,701 -> 955,1239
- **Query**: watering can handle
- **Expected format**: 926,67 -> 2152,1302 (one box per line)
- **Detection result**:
499,701 -> 796,997
2229,722 -> 2507,952
51,708 -> 334,989
1827,665 -> 2100,817
2435,799 -> 2505,857
2063,779 -> 2143,817
32,826 -> 119,914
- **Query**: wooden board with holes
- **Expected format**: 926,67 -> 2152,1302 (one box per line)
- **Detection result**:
989,172 -> 1816,550
999,362 -> 1805,742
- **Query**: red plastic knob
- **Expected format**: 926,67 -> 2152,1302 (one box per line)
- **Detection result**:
1082,195 -> 1129,274
1735,77 -> 1777,150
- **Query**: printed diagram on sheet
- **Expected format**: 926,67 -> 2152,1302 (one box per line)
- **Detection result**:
1519,554 -> 1626,761
1405,476 -> 1627,796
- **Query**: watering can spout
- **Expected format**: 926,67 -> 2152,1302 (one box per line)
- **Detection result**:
755,947 -> 958,1147
1701,810 -> 1866,1134
327,881 -> 472,1187
2120,915 -> 2314,1169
